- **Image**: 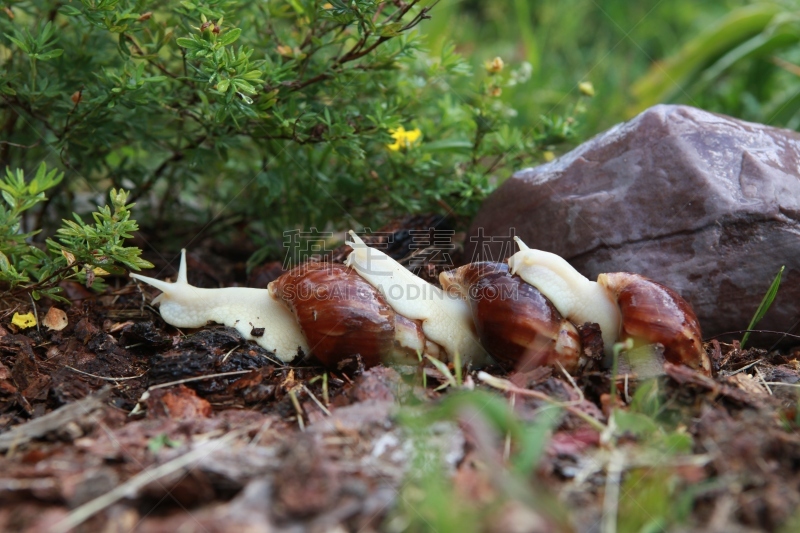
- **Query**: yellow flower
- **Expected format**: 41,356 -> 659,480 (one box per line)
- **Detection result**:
543,151 -> 555,162
485,56 -> 504,74
276,45 -> 294,57
12,312 -> 36,329
578,81 -> 595,97
387,126 -> 422,151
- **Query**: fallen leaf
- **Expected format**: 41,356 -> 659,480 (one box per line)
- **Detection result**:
43,307 -> 68,331
12,312 -> 37,329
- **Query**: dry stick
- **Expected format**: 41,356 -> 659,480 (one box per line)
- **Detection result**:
601,450 -> 625,533
0,387 -> 113,452
146,370 -> 253,392
761,382 -> 800,389
66,365 -> 145,383
503,393 -> 516,462
754,366 -> 773,395
725,359 -> 763,376
288,389 -> 305,431
50,431 -> 241,533
28,292 -> 40,335
302,384 -> 332,417
249,418 -> 274,447
556,360 -> 585,402
129,370 -> 256,416
220,345 -> 238,364
477,372 -> 606,432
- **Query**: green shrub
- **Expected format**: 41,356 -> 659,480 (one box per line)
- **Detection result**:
0,162 -> 152,301
0,0 -> 589,272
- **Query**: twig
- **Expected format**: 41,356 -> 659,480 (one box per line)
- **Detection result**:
556,360 -> 584,402
220,345 -> 238,364
249,418 -> 273,446
601,450 -> 625,533
477,372 -> 605,432
0,139 -> 39,148
0,386 -> 112,452
503,393 -> 515,462
705,329 -> 800,341
66,366 -> 145,383
288,389 -> 305,431
725,359 -> 763,376
754,366 -> 773,395
146,370 -> 253,392
50,431 -> 241,533
303,384 -> 332,416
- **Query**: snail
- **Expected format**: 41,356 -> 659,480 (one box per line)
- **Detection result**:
439,261 -> 584,373
269,261 -> 443,367
130,232 -> 710,376
504,237 -> 709,375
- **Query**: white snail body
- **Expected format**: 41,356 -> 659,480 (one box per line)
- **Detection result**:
130,250 -> 309,362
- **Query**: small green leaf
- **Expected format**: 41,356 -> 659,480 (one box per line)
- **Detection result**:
741,265 -> 784,348
242,69 -> 263,81
5,35 -> 29,53
35,49 -> 64,61
176,37 -> 201,49
216,79 -> 230,93
378,22 -> 403,37
59,5 -> 83,16
219,28 -> 242,46
233,79 -> 257,95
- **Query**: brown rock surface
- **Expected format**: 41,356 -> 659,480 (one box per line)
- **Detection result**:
467,104 -> 800,342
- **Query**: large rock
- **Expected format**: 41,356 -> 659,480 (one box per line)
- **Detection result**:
467,105 -> 800,344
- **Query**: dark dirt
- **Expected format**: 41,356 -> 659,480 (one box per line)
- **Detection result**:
1,243 -> 800,532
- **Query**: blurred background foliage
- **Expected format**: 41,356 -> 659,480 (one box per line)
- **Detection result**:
1,0 -> 799,265
424,0 -> 800,132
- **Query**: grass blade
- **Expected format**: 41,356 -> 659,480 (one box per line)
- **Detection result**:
741,265 -> 784,348
425,354 -> 457,390
630,4 -> 779,114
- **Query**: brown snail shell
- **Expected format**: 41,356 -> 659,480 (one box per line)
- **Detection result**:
440,262 -> 582,373
598,272 -> 710,376
270,262 -> 437,367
